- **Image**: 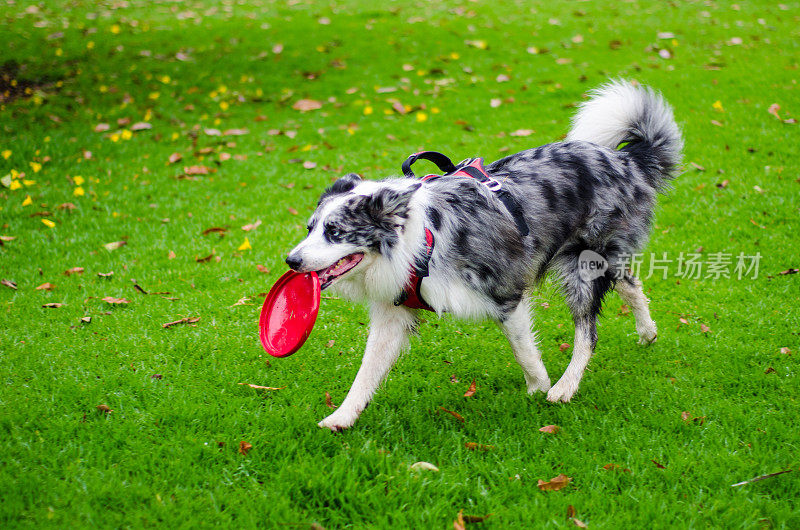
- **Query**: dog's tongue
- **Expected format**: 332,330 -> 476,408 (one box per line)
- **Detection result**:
318,253 -> 363,285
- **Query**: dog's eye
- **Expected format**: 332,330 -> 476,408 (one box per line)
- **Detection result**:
329,227 -> 342,239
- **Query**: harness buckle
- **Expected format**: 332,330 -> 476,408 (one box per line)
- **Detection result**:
484,179 -> 502,192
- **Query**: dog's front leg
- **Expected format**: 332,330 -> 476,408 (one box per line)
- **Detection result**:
318,303 -> 417,431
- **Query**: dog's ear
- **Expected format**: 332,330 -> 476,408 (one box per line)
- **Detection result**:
319,173 -> 362,203
365,184 -> 420,223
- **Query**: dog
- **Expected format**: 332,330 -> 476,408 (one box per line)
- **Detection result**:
285,80 -> 683,431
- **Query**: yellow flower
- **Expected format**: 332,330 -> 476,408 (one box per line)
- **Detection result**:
219,101 -> 229,111
450,52 -> 460,60
171,132 -> 179,141
73,175 -> 85,185
110,24 -> 121,34
9,180 -> 22,191
110,133 -> 120,142
431,107 -> 440,114
1,150 -> 10,160
87,41 -> 95,49
42,219 -> 55,228
144,109 -> 152,121
99,85 -> 108,93
22,195 -> 32,206
363,106 -> 373,115
74,186 -> 85,197
416,112 -> 428,123
121,129 -> 132,140
712,100 -> 724,112
238,237 -> 251,251
30,161 -> 42,173
160,75 -> 171,84
55,48 -> 63,57
23,180 -> 35,187
148,92 -> 160,100
218,85 -> 227,94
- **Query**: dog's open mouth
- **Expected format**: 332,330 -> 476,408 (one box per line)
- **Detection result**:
317,253 -> 364,289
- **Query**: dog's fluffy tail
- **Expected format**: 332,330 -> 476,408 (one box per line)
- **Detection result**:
566,80 -> 683,188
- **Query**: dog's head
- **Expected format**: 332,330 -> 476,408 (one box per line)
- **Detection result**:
286,174 -> 420,289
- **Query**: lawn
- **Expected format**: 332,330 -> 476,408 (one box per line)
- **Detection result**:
1,0 -> 799,527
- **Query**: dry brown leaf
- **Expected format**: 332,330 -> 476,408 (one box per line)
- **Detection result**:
36,282 -> 55,291
241,220 -> 262,231
130,122 -> 152,131
510,129 -> 535,137
700,324 -> 710,333
58,202 -> 77,211
80,316 -> 92,324
325,339 -> 335,348
168,250 -> 176,260
104,240 -> 127,251
559,342 -> 570,352
539,424 -> 561,434
287,207 -> 299,215
410,461 -> 439,472
64,267 -> 84,276
168,152 -> 183,164
463,514 -> 492,523
768,103 -> 781,120
256,264 -> 270,274
239,440 -> 253,455
293,99 -> 323,111
196,251 -> 216,263
42,302 -> 64,308
651,459 -> 666,469
602,463 -> 631,473
94,123 -> 110,132
102,297 -> 130,304
618,304 -> 630,315
325,391 -> 337,409
780,347 -> 792,355
223,128 -> 249,136
303,161 -> 317,170
453,510 -> 466,530
96,404 -> 113,413
184,165 -> 212,175
567,505 -> 576,518
464,442 -> 494,451
202,227 -> 227,236
238,383 -> 285,390
778,269 -> 799,275
537,473 -> 571,491
572,518 -> 588,528
162,316 -> 201,328
439,406 -> 465,423
97,271 -> 114,278
2,279 -> 18,290
464,379 -> 477,397
0,235 -> 15,242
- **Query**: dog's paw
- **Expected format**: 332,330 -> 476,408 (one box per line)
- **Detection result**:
636,321 -> 658,345
526,376 -> 551,395
546,376 -> 580,403
317,410 -> 358,432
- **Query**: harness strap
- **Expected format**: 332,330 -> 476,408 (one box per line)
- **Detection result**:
394,228 -> 435,312
402,151 -> 458,178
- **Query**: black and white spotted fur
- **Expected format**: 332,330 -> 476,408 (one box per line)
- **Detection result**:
285,81 -> 683,430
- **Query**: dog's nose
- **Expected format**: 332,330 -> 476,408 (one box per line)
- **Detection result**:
286,254 -> 303,271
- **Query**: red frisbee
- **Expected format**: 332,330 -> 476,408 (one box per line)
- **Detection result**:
259,270 -> 321,357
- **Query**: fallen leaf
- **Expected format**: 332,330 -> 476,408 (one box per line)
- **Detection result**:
767,103 -> 781,120
130,122 -> 152,131
559,342 -> 570,352
94,123 -> 110,132
238,383 -> 285,390
97,271 -> 114,278
231,296 -> 251,306
168,152 -> 182,164
287,207 -> 298,215
64,267 -> 84,276
539,424 -> 561,434
778,269 -> 798,275
102,297 -> 130,304
202,227 -> 227,236
96,404 -> 113,413
58,202 -> 77,210
651,459 -> 666,469
239,441 -> 253,455
510,129 -> 534,137
0,235 -> 15,242
302,161 -> 317,170
256,264 -> 270,273
104,241 -> 127,251
464,442 -> 494,451
36,282 -> 55,291
410,461 -> 439,472
80,316 -> 91,324
162,316 -> 201,328
780,347 -> 791,355
241,220 -> 262,231
463,514 -> 492,524
2,279 -> 18,290
454,510 -> 466,530
490,98 -> 502,108
325,392 -> 337,409
537,473 -> 571,491
196,251 -> 216,263
602,463 -> 631,473
439,406 -> 465,423
618,304 -> 630,315
184,165 -> 212,175
690,162 -> 706,171
42,302 -> 64,308
168,250 -> 176,260
223,128 -> 249,136
572,518 -> 588,528
700,324 -> 710,333
293,99 -> 323,111
325,340 -> 335,347
463,379 -> 477,397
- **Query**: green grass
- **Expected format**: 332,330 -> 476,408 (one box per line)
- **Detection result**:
2,0 -> 799,527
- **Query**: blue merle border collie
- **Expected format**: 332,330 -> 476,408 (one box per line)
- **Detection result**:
286,80 -> 683,431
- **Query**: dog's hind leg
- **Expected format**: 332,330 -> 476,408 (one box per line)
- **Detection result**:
547,254 -> 614,403
499,298 -> 551,394
318,303 -> 417,431
615,273 -> 658,345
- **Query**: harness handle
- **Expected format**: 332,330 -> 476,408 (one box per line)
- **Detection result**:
402,151 -> 457,178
